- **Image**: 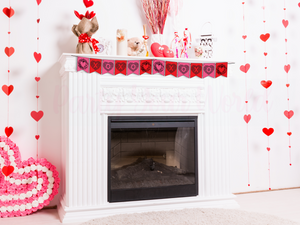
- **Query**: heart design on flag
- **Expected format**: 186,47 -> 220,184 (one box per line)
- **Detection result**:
260,33 -> 270,42
31,111 -> 44,122
216,64 -> 227,75
78,59 -> 88,70
153,61 -> 164,73
2,85 -> 14,96
83,0 -> 94,8
5,127 -> 13,137
284,110 -> 294,119
204,65 -> 214,75
0,137 -> 59,217
284,64 -> 290,73
240,63 -> 250,73
261,80 -> 272,89
5,47 -> 15,57
116,62 -> 126,72
141,61 -> 151,73
3,7 -> 14,18
128,62 -> 139,72
178,65 -> 189,74
262,127 -> 274,136
166,64 -> 176,73
244,114 -> 251,123
103,62 -> 113,71
91,61 -> 100,71
191,65 -> 202,75
34,52 -> 42,63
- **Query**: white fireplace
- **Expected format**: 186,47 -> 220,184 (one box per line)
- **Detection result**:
57,54 -> 238,223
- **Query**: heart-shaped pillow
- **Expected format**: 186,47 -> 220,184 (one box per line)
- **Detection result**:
151,43 -> 164,57
0,136 -> 59,217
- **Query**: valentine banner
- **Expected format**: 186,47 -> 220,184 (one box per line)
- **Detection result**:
153,60 -> 165,75
102,60 -> 115,75
77,57 -> 90,73
165,61 -> 177,77
178,63 -> 190,78
203,63 -> 215,78
90,59 -> 102,74
115,60 -> 127,75
140,60 -> 152,75
127,60 -> 140,75
216,62 -> 228,78
190,63 -> 202,78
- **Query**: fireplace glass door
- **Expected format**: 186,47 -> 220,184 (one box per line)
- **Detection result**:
108,116 -> 198,202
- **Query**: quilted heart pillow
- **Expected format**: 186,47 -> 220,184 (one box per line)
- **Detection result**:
0,136 -> 59,217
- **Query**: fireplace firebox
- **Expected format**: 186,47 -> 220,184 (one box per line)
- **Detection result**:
108,116 -> 198,202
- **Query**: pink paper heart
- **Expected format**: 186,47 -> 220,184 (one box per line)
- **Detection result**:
284,110 -> 294,119
284,64 -> 290,73
244,114 -> 251,123
282,19 -> 289,28
240,63 -> 250,73
0,137 -> 59,217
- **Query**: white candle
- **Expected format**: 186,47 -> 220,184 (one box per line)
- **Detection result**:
116,29 -> 127,56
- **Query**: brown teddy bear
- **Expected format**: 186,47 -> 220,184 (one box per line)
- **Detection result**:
72,15 -> 99,54
127,37 -> 146,56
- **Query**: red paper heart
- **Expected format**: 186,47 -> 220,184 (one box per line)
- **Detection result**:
31,111 -> 44,122
34,52 -> 42,63
244,114 -> 251,123
2,165 -> 14,177
299,2 -> 300,7
35,77 -> 40,82
287,132 -> 292,136
3,7 -> 14,18
282,19 -> 289,28
264,52 -> 267,56
35,135 -> 40,140
4,47 -> 15,57
151,43 -> 164,57
37,18 -> 40,23
83,0 -> 94,8
2,85 -> 14,96
163,45 -> 174,58
284,64 -> 290,73
242,35 -> 247,39
240,63 -> 250,73
261,80 -> 272,89
5,127 -> 13,137
284,110 -> 294,119
286,84 -> 290,87
260,33 -> 270,42
36,95 -> 39,98
36,0 -> 42,5
262,127 -> 274,136
267,147 -> 270,151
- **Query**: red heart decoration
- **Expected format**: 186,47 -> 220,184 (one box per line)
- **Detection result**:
34,52 -> 42,63
287,132 -> 292,136
5,127 -> 13,137
267,147 -> 270,151
35,77 -> 40,82
2,165 -> 14,177
262,127 -> 274,136
244,114 -> 251,123
36,95 -> 39,98
4,47 -> 15,57
35,135 -> 40,140
242,35 -> 247,39
282,19 -> 289,28
3,7 -> 14,18
151,43 -> 164,57
2,85 -> 14,96
31,111 -> 44,122
264,52 -> 267,56
284,110 -> 294,119
261,80 -> 272,89
240,63 -> 250,73
163,45 -> 174,58
260,33 -> 270,42
299,2 -> 300,7
83,0 -> 94,8
286,84 -> 290,87
284,64 -> 290,73
36,0 -> 42,5
37,19 -> 40,23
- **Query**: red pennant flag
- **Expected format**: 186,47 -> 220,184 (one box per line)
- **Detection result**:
216,62 -> 228,78
165,61 -> 177,77
140,60 -> 152,75
190,63 -> 202,78
90,59 -> 102,74
115,60 -> 127,75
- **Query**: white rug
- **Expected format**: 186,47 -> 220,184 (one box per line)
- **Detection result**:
81,208 -> 300,225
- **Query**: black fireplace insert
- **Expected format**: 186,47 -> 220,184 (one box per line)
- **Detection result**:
108,116 -> 198,202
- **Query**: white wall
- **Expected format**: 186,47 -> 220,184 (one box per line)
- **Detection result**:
0,0 -> 299,206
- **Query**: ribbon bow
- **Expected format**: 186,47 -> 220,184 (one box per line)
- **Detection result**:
78,33 -> 100,53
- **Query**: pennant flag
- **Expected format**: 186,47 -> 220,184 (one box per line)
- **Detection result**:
115,60 -> 127,75
140,60 -> 152,75
153,60 -> 165,75
216,62 -> 228,78
90,59 -> 102,74
178,63 -> 190,78
203,63 -> 215,78
165,61 -> 177,77
102,60 -> 115,75
190,63 -> 202,78
127,60 -> 140,75
77,57 -> 89,73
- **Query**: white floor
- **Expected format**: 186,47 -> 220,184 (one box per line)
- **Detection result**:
0,188 -> 299,225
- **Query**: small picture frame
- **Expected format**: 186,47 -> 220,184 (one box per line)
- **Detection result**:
96,37 -> 112,55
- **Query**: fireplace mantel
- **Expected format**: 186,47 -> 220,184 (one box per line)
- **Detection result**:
57,54 -> 238,223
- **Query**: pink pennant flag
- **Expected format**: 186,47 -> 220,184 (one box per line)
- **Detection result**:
153,60 -> 165,75
102,60 -> 115,75
127,60 -> 140,75
203,63 -> 215,78
178,63 -> 190,78
77,57 -> 90,73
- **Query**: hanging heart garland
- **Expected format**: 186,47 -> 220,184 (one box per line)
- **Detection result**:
34,52 -> 42,63
4,127 -> 13,137
244,114 -> 251,123
261,80 -> 272,89
260,33 -> 270,42
284,110 -> 294,119
4,47 -> 14,57
240,63 -> 250,73
2,7 -> 14,18
2,85 -> 14,96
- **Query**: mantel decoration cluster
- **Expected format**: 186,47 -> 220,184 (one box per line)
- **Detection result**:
77,56 -> 228,78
